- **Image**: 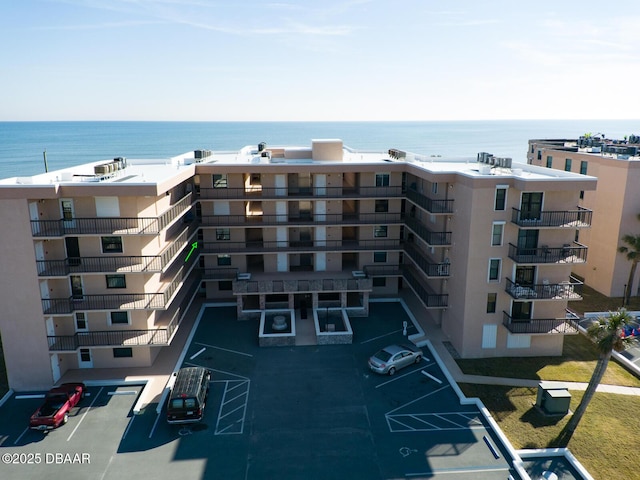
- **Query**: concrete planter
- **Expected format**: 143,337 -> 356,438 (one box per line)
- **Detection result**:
259,310 -> 296,347
314,308 -> 353,345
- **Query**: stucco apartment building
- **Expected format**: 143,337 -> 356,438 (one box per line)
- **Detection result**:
0,139 -> 596,391
528,136 -> 640,299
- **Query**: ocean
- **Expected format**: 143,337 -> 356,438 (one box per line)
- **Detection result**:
1,120 -> 638,178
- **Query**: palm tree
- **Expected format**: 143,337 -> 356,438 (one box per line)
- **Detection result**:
562,308 -> 633,441
618,215 -> 640,305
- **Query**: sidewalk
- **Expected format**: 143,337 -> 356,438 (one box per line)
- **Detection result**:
400,291 -> 640,397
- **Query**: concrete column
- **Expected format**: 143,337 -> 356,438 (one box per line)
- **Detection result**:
259,294 -> 266,310
288,294 -> 294,309
236,296 -> 243,318
340,291 -> 347,308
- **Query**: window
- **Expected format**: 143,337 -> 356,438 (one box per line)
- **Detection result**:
109,311 -> 129,325
374,226 -> 388,238
80,349 -> 91,362
564,158 -> 572,171
217,255 -> 231,266
216,228 -> 230,241
431,182 -> 438,194
375,173 -> 390,187
75,313 -> 87,331
375,199 -> 389,213
579,190 -> 584,200
373,252 -> 387,263
494,187 -> 507,211
537,150 -> 542,160
491,222 -> 504,246
101,236 -> 123,253
580,161 -> 588,175
546,156 -> 553,168
219,281 -> 232,291
372,277 -> 386,287
488,258 -> 501,281
113,347 -> 133,358
486,293 -> 497,313
520,192 -> 543,220
213,174 -> 228,188
106,274 -> 126,289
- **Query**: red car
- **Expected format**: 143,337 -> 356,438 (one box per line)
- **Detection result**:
29,383 -> 85,431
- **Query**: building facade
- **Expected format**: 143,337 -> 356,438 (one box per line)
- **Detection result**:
0,140 -> 596,390
528,136 -> 640,299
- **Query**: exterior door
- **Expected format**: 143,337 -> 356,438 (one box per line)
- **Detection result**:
60,199 -> 75,228
70,275 -> 84,300
29,202 -> 39,234
520,192 -> 543,220
65,237 -> 81,267
78,348 -> 93,368
50,354 -> 61,383
35,242 -> 45,274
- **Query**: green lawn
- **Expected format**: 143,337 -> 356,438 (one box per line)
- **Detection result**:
459,384 -> 639,480
456,334 -> 640,387
457,287 -> 640,480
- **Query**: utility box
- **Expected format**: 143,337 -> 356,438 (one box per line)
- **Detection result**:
536,381 -> 571,415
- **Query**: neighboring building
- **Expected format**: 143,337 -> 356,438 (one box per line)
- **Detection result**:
528,135 -> 640,298
0,140 -> 596,390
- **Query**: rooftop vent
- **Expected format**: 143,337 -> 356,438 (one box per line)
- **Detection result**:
258,142 -> 267,152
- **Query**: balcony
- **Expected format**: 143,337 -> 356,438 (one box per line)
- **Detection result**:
363,264 -> 402,277
198,186 -> 404,200
401,266 -> 448,308
46,304 -> 184,351
36,256 -> 163,276
35,224 -> 197,277
403,243 -> 451,277
508,242 -> 588,264
502,311 -> 579,335
41,259 -> 201,314
31,192 -> 193,237
505,277 -> 583,300
405,188 -> 454,214
405,217 -> 452,246
232,276 -> 372,295
201,267 -> 239,280
199,212 -> 404,227
200,239 -> 402,254
511,207 -> 592,228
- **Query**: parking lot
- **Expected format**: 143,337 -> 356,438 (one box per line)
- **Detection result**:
0,303 -> 518,479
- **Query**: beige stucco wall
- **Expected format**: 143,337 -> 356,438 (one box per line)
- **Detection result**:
0,199 -> 55,390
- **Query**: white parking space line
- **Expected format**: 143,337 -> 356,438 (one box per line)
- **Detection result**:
375,362 -> 434,389
386,412 -> 484,433
184,362 -> 250,381
122,415 -> 135,440
194,342 -> 253,358
67,387 -> 103,442
13,427 -> 29,445
360,329 -> 403,344
190,347 -> 206,360
421,370 -> 443,384
407,466 -> 511,476
15,394 -> 45,400
108,390 -> 138,396
149,411 -> 162,439
214,380 -> 250,435
385,385 -> 449,415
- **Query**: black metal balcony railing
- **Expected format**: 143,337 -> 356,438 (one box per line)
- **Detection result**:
505,277 -> 583,300
233,277 -> 372,295
401,266 -> 448,308
46,300 -> 187,351
200,239 -> 402,254
199,212 -> 404,227
41,258 -> 200,315
404,217 -> 452,246
36,256 -> 163,276
31,192 -> 193,237
511,207 -> 592,228
502,311 -> 579,335
201,267 -> 239,280
198,186 -> 404,200
508,242 -> 588,264
405,188 -> 454,214
363,264 -> 402,277
403,243 -> 451,277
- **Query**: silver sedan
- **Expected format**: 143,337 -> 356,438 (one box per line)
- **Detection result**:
368,344 -> 423,375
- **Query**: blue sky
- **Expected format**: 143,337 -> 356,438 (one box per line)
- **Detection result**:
2,0 -> 640,121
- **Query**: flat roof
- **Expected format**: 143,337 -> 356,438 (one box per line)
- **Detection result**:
0,141 -> 597,187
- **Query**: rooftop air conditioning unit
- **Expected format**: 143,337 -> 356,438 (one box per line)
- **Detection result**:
503,158 -> 512,168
